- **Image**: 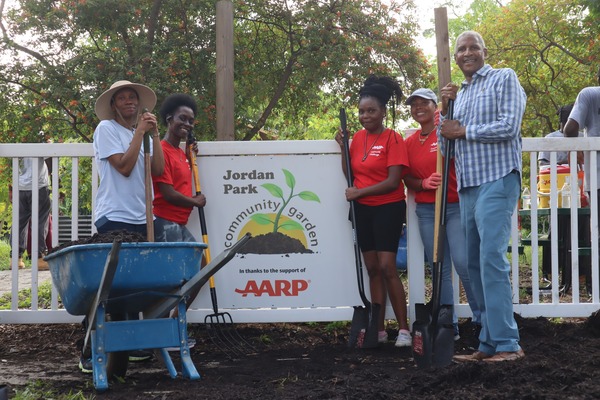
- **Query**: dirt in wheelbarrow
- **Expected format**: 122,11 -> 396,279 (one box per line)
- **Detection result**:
2,312 -> 600,399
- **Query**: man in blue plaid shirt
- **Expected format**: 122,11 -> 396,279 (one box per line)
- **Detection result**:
439,30 -> 526,363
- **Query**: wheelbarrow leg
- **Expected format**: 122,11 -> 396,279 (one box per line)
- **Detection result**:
91,303 -> 109,392
84,240 -> 121,354
157,348 -> 178,378
152,297 -> 199,380
175,299 -> 200,380
85,239 -> 121,392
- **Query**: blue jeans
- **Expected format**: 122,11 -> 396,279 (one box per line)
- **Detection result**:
415,202 -> 481,325
95,216 -> 147,236
459,171 -> 521,354
154,217 -> 197,243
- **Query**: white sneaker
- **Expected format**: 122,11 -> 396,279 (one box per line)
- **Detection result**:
395,330 -> 412,347
378,331 -> 388,343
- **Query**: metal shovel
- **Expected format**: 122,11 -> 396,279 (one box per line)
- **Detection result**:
339,108 -> 380,349
412,100 -> 455,368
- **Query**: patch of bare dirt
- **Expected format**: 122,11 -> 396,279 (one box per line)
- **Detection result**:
1,314 -> 600,399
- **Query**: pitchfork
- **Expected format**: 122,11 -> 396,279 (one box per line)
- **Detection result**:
186,133 -> 256,358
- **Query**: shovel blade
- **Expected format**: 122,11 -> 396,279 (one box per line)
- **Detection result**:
432,305 -> 454,368
412,303 -> 433,368
412,303 -> 454,368
348,303 -> 380,349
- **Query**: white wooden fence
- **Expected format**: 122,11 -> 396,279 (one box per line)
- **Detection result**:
0,138 -> 599,324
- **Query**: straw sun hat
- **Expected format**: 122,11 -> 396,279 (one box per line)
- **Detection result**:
94,80 -> 157,121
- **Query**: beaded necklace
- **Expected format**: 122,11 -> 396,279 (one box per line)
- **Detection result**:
418,126 -> 437,145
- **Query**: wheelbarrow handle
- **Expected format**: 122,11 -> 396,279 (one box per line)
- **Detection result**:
83,239 -> 122,355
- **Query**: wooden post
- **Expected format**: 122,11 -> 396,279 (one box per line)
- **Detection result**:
216,0 -> 234,141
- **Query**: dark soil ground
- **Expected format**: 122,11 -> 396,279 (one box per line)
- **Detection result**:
4,232 -> 598,398
1,313 -> 600,399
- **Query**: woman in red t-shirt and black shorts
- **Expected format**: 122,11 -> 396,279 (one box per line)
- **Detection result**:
335,75 -> 411,347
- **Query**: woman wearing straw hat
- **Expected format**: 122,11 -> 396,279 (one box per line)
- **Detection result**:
77,81 -> 165,373
92,80 -> 165,235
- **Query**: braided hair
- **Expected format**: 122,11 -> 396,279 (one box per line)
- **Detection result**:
358,75 -> 403,126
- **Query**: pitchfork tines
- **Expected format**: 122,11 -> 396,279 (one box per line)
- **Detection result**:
204,311 -> 257,358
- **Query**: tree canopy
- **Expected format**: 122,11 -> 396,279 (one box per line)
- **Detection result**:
446,0 -> 600,137
0,0 -> 431,143
3,0 -> 600,142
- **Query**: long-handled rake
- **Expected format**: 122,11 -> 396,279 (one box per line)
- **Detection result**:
187,133 -> 256,358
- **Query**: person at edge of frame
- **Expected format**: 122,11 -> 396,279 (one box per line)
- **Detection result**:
563,67 -> 600,295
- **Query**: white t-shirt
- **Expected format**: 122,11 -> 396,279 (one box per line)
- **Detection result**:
93,119 -> 153,225
18,158 -> 49,190
538,130 -> 582,166
568,86 -> 600,189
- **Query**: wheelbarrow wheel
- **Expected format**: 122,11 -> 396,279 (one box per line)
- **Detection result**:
106,351 -> 129,379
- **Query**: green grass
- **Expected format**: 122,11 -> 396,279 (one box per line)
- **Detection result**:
12,380 -> 94,400
0,281 -> 55,310
0,239 -> 10,271
324,320 -> 348,333
0,239 -> 32,271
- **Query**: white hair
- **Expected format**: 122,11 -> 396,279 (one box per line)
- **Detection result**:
454,31 -> 486,53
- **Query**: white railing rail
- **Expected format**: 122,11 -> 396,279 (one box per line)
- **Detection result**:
0,138 -> 599,324
511,137 -> 600,317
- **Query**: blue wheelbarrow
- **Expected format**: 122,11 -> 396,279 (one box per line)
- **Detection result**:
45,234 -> 250,391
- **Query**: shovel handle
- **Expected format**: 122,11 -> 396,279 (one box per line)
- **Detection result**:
187,133 -> 219,314
142,108 -> 155,242
431,99 -> 454,323
339,108 -> 370,308
432,100 -> 454,263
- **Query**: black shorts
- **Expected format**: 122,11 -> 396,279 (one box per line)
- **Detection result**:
354,201 -> 406,253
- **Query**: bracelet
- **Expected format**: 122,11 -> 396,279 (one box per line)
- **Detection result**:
419,179 -> 423,191
152,133 -> 159,138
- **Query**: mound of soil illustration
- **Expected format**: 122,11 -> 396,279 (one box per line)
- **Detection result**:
237,232 -> 313,254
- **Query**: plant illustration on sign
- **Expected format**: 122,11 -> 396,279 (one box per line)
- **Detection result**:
237,168 -> 321,254
251,169 -> 320,233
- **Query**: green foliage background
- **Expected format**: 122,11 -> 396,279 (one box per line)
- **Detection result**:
0,0 -> 431,144
1,0 -> 600,212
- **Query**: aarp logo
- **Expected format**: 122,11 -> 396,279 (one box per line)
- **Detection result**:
235,279 -> 310,297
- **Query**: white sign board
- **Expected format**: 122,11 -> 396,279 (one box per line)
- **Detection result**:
187,141 -> 365,312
